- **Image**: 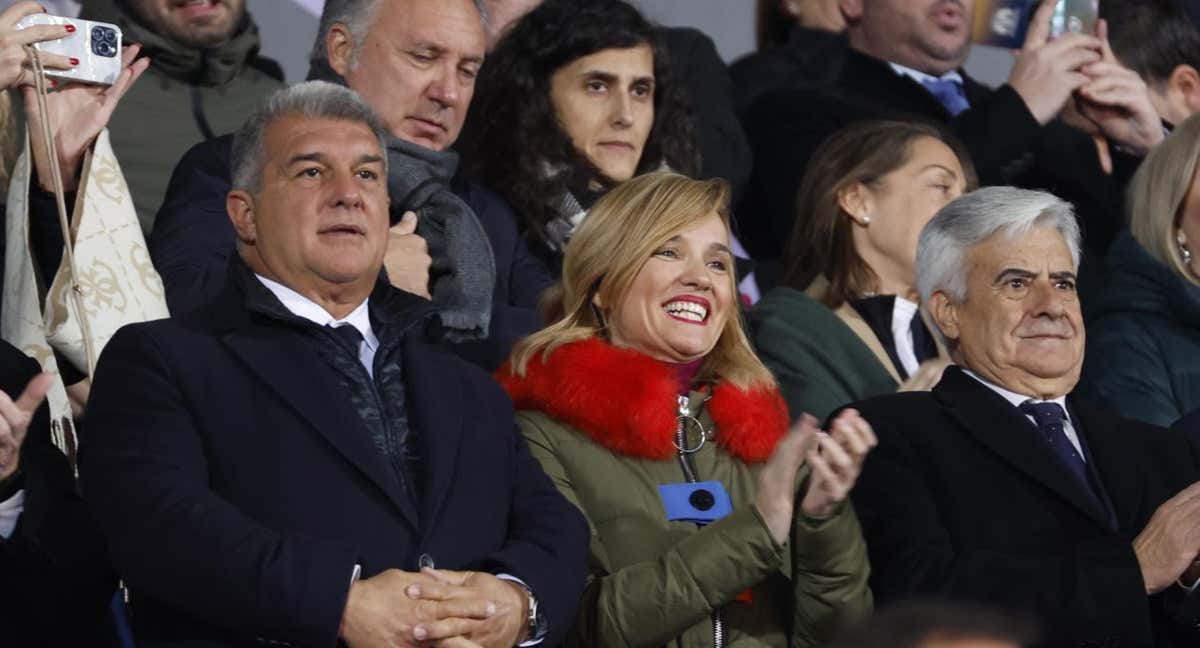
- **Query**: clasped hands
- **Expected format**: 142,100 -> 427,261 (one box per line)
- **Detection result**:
1134,481 -> 1200,595
340,567 -> 529,648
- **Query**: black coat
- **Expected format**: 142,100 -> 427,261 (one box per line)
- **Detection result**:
729,27 -> 848,118
848,366 -> 1200,647
740,49 -> 1129,278
147,135 -> 550,370
78,270 -> 589,647
0,342 -> 116,646
660,27 -> 753,204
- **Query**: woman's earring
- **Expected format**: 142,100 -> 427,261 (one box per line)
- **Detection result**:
1179,231 -> 1193,264
860,215 -> 872,226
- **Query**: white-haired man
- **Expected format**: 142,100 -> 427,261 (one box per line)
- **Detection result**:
847,187 -> 1200,647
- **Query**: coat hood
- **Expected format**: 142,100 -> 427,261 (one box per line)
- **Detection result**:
497,338 -> 789,462
1091,230 -> 1200,328
82,0 -> 266,86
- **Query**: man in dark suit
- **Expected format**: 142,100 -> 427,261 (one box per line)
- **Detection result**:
80,82 -> 588,647
740,0 -> 1164,284
848,186 -> 1200,647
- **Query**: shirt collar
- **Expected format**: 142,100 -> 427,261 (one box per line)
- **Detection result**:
254,274 -> 379,353
961,368 -> 1068,411
889,62 -> 964,86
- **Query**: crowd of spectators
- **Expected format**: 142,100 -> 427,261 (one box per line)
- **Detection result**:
5,0 -> 1200,646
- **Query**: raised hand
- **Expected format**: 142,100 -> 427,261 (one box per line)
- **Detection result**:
0,2 -> 74,91
1133,481 -> 1200,594
0,372 -> 54,482
1007,0 -> 1102,124
385,210 -> 434,299
799,409 -> 876,520
1065,20 -> 1164,163
22,42 -> 149,191
755,413 -> 821,544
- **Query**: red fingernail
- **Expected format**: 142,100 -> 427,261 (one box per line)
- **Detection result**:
65,24 -> 76,33
49,79 -> 57,87
69,58 -> 79,66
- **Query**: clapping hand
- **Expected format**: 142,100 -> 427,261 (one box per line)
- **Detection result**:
0,372 -> 54,482
1133,481 -> 1200,594
22,41 -> 149,192
799,409 -> 876,520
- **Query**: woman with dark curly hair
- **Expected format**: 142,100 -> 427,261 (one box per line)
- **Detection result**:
459,0 -> 698,275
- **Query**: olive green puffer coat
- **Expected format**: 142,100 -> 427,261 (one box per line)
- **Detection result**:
499,338 -> 872,647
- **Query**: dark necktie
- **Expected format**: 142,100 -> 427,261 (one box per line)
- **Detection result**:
1019,401 -> 1094,495
920,77 -> 970,116
328,323 -> 363,356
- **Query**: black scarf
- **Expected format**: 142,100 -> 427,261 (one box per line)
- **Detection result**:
308,59 -> 495,341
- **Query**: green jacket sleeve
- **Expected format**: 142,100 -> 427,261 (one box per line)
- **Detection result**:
789,501 -> 873,648
517,412 -> 787,648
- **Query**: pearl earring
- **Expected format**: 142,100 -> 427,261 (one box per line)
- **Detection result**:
861,215 -> 872,226
1179,231 -> 1193,264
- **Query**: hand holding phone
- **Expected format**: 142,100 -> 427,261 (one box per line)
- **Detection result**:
0,1 -> 76,90
14,10 -> 123,87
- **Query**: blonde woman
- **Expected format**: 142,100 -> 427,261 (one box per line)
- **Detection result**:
498,172 -> 873,647
1079,113 -> 1200,426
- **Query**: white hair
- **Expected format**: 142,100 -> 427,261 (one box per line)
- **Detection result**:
916,187 -> 1082,340
311,0 -> 489,62
231,81 -> 390,194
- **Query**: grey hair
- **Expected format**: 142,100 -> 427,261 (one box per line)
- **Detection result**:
310,0 -> 490,62
231,81 -> 391,194
916,186 -> 1082,305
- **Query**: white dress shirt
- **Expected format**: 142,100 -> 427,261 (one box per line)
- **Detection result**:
962,369 -> 1085,459
0,489 -> 25,539
891,297 -> 922,378
889,62 -> 965,87
255,274 -> 379,377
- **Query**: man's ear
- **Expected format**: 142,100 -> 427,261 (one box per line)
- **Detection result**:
1168,64 -> 1200,116
326,23 -> 356,77
928,290 -> 960,343
838,0 -> 864,23
837,183 -> 873,226
227,190 -> 257,245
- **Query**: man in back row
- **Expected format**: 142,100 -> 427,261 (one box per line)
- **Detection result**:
149,0 -> 551,370
80,82 -> 588,647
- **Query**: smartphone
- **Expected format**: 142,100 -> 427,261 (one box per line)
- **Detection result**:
972,0 -> 1039,48
1050,0 -> 1099,37
14,14 -> 123,86
972,0 -> 1098,48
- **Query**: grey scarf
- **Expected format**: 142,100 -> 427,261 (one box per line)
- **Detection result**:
308,58 -> 494,341
386,137 -> 495,341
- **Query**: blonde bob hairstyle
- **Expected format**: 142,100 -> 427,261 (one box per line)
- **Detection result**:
1128,112 -> 1200,284
508,171 -> 776,390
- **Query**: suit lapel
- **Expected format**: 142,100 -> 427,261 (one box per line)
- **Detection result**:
403,338 -> 465,545
935,368 -> 1114,530
1070,403 -> 1144,533
833,303 -> 903,385
221,323 -> 419,528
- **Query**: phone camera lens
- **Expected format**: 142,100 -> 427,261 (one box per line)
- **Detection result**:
103,28 -> 117,43
91,26 -> 105,41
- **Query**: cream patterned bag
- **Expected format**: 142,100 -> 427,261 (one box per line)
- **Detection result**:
2,129 -> 169,463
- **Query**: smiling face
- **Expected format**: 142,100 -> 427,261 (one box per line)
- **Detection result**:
127,0 -> 246,48
845,0 -> 973,75
849,136 -> 967,296
330,0 -> 486,151
228,116 -> 389,310
549,44 -> 656,183
601,212 -> 734,363
932,226 -> 1084,399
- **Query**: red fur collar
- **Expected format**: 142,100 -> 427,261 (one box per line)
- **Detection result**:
497,338 -> 788,462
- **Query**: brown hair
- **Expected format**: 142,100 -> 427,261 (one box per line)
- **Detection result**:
510,171 -> 775,389
781,120 -> 977,307
1128,111 -> 1200,284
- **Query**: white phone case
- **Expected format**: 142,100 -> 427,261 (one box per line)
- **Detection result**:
14,14 -> 123,86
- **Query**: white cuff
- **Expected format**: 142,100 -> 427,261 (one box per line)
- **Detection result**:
0,489 -> 25,540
